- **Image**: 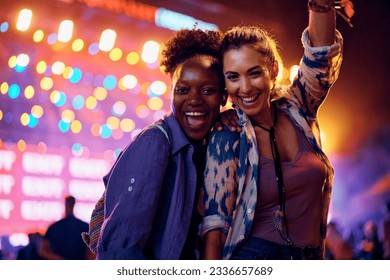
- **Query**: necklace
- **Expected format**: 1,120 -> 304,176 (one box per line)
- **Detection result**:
252,103 -> 293,246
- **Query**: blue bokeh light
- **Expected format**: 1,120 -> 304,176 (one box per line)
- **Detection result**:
0,22 -> 9,32
72,95 -> 85,110
55,91 -> 67,107
103,75 -> 117,90
99,124 -> 112,139
27,114 -> 38,128
69,68 -> 82,83
58,119 -> 71,132
8,84 -> 20,99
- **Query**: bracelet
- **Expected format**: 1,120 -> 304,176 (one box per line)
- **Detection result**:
308,0 -> 334,13
308,0 -> 355,28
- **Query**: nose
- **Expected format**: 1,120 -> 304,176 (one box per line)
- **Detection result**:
239,77 -> 252,94
187,90 -> 202,105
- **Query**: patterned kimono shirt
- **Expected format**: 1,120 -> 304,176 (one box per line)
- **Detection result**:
201,28 -> 343,259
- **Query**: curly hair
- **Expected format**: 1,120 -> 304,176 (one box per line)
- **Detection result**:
161,29 -> 224,75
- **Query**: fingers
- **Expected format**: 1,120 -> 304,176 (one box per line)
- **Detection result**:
219,109 -> 241,132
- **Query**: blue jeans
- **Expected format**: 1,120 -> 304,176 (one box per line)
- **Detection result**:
231,236 -> 322,260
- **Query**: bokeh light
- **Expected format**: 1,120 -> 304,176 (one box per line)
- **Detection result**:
120,118 -> 135,132
136,105 -> 149,118
109,48 -> 122,61
72,38 -> 85,52
24,85 -> 35,99
126,51 -> 140,65
112,101 -> 126,116
33,30 -> 45,42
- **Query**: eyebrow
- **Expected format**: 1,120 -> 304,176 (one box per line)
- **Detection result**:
224,65 -> 262,75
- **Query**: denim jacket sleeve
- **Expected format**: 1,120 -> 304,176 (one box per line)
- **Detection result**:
96,127 -> 170,259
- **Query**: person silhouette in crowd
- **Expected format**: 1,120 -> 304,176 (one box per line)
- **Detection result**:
40,195 -> 94,259
17,232 -> 43,260
354,220 -> 384,260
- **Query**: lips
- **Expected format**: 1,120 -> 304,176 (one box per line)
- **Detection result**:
185,111 -> 207,127
240,93 -> 260,104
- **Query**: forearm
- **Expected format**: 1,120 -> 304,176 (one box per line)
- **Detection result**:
203,229 -> 226,260
308,0 -> 336,46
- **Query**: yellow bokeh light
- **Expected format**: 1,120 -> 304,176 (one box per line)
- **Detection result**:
120,118 -> 135,132
0,110 -> 3,120
20,113 -> 30,126
24,85 -> 35,99
71,120 -> 82,133
118,78 -> 127,90
126,52 -> 140,65
40,77 -> 53,90
72,38 -> 84,52
109,48 -> 123,61
50,90 -> 60,104
93,87 -> 108,101
147,97 -> 163,111
36,61 -> 47,74
61,109 -> 75,123
106,116 -> 120,129
63,66 -> 73,79
31,105 -> 43,118
86,96 -> 97,110
1,82 -> 9,94
8,56 -> 17,68
141,82 -> 150,95
159,65 -> 166,74
33,30 -> 45,42
17,139 -> 27,152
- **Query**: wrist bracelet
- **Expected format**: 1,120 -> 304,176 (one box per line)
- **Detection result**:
308,0 -> 355,28
308,0 -> 334,13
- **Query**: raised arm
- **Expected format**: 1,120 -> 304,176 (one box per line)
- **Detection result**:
308,0 -> 336,46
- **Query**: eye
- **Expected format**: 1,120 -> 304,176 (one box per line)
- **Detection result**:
249,70 -> 263,77
175,87 -> 189,95
201,87 -> 219,95
225,74 -> 239,81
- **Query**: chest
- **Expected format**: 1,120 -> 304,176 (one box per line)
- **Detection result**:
254,114 -> 299,162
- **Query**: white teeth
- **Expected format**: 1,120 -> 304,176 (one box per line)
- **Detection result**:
185,112 -> 205,116
241,95 -> 258,103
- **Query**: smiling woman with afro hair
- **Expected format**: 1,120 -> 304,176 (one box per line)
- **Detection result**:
85,27 -> 231,260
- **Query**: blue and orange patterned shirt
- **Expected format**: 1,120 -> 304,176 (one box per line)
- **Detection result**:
201,28 -> 343,259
